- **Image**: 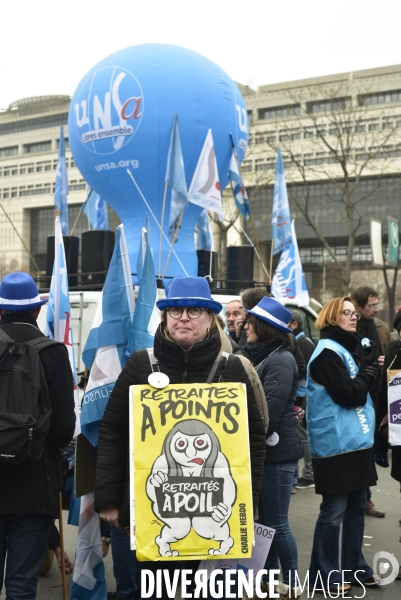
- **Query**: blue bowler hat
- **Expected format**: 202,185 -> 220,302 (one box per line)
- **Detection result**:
157,277 -> 222,314
0,272 -> 48,311
245,296 -> 292,334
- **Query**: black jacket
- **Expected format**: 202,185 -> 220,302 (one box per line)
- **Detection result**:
309,326 -> 377,495
95,325 -> 266,514
242,341 -> 304,465
0,313 -> 75,517
375,340 -> 401,483
293,327 -> 315,366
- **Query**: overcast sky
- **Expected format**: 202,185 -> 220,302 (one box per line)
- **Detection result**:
1,0 -> 401,110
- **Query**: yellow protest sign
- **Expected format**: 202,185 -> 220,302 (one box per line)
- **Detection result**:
130,382 -> 254,561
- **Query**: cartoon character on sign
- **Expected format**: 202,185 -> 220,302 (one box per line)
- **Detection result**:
146,419 -> 236,556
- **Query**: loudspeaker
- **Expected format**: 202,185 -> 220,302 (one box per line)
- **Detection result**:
81,230 -> 115,285
197,250 -> 218,280
46,235 -> 79,287
226,246 -> 254,291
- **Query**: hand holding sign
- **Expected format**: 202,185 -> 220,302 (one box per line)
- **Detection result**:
212,502 -> 229,523
149,471 -> 168,487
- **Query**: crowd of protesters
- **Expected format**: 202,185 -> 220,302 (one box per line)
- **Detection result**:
1,273 -> 401,600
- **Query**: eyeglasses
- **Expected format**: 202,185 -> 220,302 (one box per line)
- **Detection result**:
167,307 -> 203,319
366,303 -> 380,310
244,318 -> 255,327
342,310 -> 360,319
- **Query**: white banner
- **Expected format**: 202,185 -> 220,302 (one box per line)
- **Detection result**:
188,130 -> 224,220
387,371 -> 401,445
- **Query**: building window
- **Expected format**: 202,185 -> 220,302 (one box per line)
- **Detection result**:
255,163 -> 270,171
306,97 -> 352,114
3,166 -> 17,176
36,161 -> 51,172
69,183 -> 86,191
20,187 -> 51,197
57,137 -> 69,149
258,104 -> 300,120
0,146 -> 18,157
359,89 -> 401,107
0,113 -> 68,136
23,141 -> 52,154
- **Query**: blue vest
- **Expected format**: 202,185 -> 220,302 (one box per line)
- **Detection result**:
306,339 -> 374,459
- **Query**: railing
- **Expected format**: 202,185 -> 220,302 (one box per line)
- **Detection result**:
36,272 -> 269,295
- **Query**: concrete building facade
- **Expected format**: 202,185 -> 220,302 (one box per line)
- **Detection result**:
1,64 -> 401,300
237,64 -> 401,298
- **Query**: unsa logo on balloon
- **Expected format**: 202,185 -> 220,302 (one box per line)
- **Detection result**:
72,66 -> 143,156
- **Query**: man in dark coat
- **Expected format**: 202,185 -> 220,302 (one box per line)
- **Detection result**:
351,286 -> 390,517
0,272 -> 75,599
289,310 -> 316,489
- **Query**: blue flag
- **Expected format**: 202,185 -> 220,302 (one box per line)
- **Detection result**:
126,228 -> 159,355
44,216 -> 80,437
54,126 -> 69,234
136,213 -> 152,282
70,492 -> 107,600
272,221 -> 309,307
272,148 -> 293,255
196,209 -> 214,251
166,116 -> 188,239
83,189 -> 109,230
228,148 -> 250,219
81,224 -> 135,447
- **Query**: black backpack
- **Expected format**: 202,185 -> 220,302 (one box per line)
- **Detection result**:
0,328 -> 60,465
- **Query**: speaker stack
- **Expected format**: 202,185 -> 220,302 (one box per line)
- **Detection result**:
197,250 -> 218,281
46,235 -> 79,288
81,230 -> 115,285
226,246 -> 254,292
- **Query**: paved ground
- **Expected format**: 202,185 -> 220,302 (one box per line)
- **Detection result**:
2,454 -> 401,599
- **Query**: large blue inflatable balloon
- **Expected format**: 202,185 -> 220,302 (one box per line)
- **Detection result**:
68,44 -> 248,278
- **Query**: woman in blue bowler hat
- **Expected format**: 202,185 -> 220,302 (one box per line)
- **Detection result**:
241,296 -> 304,599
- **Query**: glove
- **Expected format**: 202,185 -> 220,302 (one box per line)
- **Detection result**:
374,452 -> 389,468
361,340 -> 379,365
364,364 -> 378,382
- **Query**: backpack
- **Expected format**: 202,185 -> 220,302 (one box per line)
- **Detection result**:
0,328 -> 60,465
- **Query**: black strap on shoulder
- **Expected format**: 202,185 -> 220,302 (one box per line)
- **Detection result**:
206,351 -> 229,384
146,348 -> 160,373
146,347 -> 230,383
0,328 -> 60,354
0,328 -> 12,343
26,337 -> 61,353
